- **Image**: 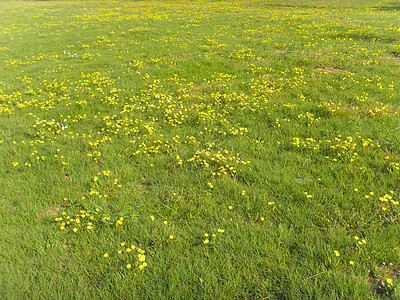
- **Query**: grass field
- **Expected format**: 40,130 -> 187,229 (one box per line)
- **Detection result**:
0,0 -> 400,298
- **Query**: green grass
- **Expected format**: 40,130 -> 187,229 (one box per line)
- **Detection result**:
1,0 -> 400,298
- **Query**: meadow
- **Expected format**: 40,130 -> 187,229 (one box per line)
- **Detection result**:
0,0 -> 399,298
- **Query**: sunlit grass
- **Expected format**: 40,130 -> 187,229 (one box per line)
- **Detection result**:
1,0 -> 400,298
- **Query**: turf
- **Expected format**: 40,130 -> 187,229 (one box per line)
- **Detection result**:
0,0 -> 400,298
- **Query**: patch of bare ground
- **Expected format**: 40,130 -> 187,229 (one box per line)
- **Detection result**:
369,262 -> 400,297
40,203 -> 67,218
391,52 -> 400,59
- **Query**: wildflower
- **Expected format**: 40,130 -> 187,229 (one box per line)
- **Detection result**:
387,278 -> 393,284
217,229 -> 224,233
73,228 -> 78,233
203,239 -> 209,244
169,235 -> 174,240
103,253 -> 109,258
349,261 -> 354,265
163,221 -> 168,225
241,190 -> 246,196
138,254 -> 146,262
228,206 -> 233,210
150,215 -> 155,221
334,250 -> 340,257
126,264 -> 132,269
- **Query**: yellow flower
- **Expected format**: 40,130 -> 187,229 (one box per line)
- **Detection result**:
217,229 -> 224,233
387,278 -> 393,284
334,250 -> 340,257
73,228 -> 78,233
163,221 -> 168,225
138,254 -> 146,262
203,239 -> 209,244
228,206 -> 233,210
169,235 -> 174,240
150,215 -> 155,221
241,190 -> 246,196
103,253 -> 109,258
349,261 -> 354,265
126,264 -> 132,269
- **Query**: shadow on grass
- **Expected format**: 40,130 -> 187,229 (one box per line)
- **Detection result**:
374,1 -> 400,11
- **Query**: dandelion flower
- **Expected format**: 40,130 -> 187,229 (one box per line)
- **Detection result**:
126,264 -> 132,269
103,253 -> 109,258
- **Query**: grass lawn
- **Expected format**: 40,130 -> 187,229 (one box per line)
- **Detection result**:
1,0 -> 400,298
